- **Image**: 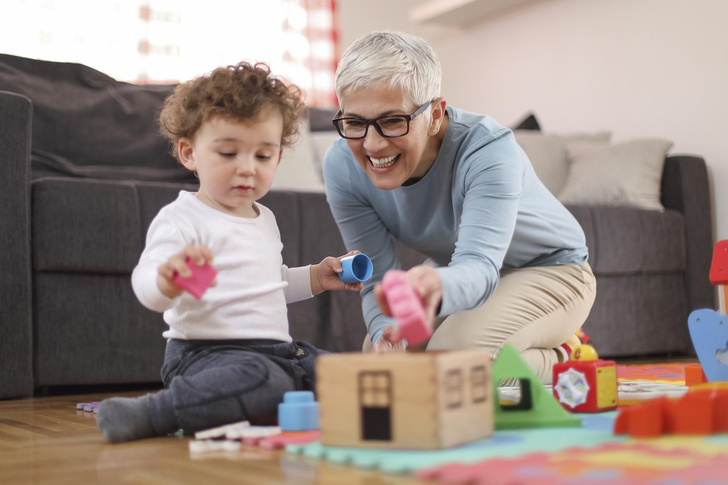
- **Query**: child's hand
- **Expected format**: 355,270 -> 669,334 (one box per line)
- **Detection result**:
157,244 -> 216,299
310,250 -> 364,295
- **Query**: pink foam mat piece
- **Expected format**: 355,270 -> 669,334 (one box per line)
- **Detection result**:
382,270 -> 431,346
173,257 -> 217,299
259,431 -> 320,449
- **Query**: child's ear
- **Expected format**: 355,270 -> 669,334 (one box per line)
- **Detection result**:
178,138 -> 196,171
277,148 -> 283,165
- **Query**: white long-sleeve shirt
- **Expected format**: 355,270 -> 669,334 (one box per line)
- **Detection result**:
132,191 -> 312,341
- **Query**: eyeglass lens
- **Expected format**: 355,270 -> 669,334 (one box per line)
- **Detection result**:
336,116 -> 409,139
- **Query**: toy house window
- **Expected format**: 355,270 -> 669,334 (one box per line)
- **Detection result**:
359,371 -> 392,408
471,365 -> 488,404
445,369 -> 463,409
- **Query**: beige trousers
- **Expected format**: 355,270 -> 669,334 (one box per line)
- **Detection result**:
364,263 -> 596,383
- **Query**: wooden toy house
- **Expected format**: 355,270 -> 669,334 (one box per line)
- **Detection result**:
315,350 -> 494,449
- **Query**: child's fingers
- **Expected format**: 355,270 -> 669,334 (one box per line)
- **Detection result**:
169,253 -> 192,278
183,244 -> 213,266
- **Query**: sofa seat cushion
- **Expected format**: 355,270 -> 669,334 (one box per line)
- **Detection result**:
568,206 -> 686,275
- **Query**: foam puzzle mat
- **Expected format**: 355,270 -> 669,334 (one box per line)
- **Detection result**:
287,362 -> 728,483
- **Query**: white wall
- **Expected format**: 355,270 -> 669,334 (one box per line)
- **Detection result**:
338,0 -> 728,241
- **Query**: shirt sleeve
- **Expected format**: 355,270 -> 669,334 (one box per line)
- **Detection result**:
323,143 -> 398,344
436,131 -> 523,316
282,265 -> 313,303
131,213 -> 184,313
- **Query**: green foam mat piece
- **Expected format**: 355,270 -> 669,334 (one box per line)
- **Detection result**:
287,413 -> 624,474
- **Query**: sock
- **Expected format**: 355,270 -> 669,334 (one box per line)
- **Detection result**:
558,342 -> 573,362
96,395 -> 156,444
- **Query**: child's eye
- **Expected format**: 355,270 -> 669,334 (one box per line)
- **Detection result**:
219,152 -> 236,158
257,154 -> 273,161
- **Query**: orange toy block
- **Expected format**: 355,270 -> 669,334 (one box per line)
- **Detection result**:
685,363 -> 708,386
552,359 -> 617,413
614,384 -> 728,437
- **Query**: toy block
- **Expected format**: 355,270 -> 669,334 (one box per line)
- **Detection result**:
685,363 -> 708,386
173,257 -> 217,299
613,396 -> 666,438
553,359 -> 617,413
226,425 -> 281,442
493,344 -> 581,429
687,308 -> 728,382
258,430 -> 320,449
614,384 -> 728,437
188,439 -> 241,454
194,420 -> 249,440
338,253 -> 373,283
381,270 -> 432,346
709,239 -> 728,315
315,349 -> 493,449
278,391 -> 319,432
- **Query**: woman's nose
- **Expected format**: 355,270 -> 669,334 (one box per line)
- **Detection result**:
362,125 -> 388,150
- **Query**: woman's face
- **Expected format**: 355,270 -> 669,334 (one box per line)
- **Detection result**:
339,86 -> 446,190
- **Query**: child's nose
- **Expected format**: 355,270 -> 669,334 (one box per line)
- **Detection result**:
236,155 -> 255,174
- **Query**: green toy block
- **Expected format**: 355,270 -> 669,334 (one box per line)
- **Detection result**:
493,344 -> 581,430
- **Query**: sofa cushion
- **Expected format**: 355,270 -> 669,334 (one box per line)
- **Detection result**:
32,177 -> 304,274
559,138 -> 673,211
514,131 -> 611,196
0,54 -> 197,183
567,206 -> 686,274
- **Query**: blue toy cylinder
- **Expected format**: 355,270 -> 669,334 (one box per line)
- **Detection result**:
278,391 -> 320,431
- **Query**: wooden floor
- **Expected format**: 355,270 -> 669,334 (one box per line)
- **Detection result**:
0,391 -> 425,485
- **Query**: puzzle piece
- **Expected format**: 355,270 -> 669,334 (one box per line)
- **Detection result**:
173,257 -> 217,299
687,308 -> 728,382
381,270 -> 431,346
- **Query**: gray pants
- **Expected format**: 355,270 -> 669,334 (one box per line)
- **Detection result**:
145,339 -> 326,436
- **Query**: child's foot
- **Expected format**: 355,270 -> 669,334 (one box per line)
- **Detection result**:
96,396 -> 155,443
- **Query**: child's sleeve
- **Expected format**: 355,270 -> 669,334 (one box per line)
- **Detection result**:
281,265 -> 313,303
131,215 -> 185,312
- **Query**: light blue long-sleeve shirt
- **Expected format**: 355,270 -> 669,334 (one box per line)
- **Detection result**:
323,107 -> 588,344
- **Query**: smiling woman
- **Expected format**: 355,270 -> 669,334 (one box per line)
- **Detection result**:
0,0 -> 337,106
323,31 -> 597,383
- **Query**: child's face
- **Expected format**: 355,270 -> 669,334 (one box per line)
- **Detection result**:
179,114 -> 283,217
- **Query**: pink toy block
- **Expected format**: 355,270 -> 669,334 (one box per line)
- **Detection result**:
173,257 -> 217,299
381,270 -> 432,346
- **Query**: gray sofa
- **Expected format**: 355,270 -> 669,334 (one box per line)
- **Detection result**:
0,54 -> 715,399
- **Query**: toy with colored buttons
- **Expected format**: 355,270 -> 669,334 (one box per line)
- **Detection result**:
173,257 -> 217,299
552,344 -> 617,413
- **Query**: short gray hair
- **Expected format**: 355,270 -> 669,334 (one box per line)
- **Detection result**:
335,31 -> 441,116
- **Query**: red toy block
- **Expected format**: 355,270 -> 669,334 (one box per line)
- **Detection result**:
664,389 -> 714,434
709,240 -> 728,285
381,270 -> 432,346
552,359 -> 617,413
684,363 -> 708,386
173,257 -> 217,299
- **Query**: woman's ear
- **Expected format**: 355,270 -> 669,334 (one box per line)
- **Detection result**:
430,97 -> 448,134
178,138 -> 196,171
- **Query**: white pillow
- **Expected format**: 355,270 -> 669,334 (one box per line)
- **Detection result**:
514,131 -> 611,195
558,138 -> 674,211
271,125 -> 325,193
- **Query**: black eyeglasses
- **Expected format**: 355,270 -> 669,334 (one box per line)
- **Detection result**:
332,99 -> 434,140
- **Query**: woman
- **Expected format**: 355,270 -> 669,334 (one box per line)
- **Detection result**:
322,31 -> 596,382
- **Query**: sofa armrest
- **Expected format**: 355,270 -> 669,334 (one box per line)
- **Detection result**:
661,155 -> 715,313
0,91 -> 33,398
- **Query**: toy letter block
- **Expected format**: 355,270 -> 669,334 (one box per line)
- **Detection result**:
553,359 -> 617,413
173,257 -> 217,299
381,270 -> 432,346
685,363 -> 708,386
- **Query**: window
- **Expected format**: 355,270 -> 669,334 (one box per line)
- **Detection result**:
471,365 -> 488,404
444,369 -> 463,409
0,0 -> 338,106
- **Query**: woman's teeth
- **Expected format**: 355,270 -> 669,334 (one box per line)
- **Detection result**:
369,154 -> 399,168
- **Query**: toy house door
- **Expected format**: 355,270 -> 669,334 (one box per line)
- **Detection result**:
358,371 -> 392,441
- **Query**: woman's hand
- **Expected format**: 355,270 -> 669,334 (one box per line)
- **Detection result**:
373,264 -> 443,345
310,250 -> 365,295
157,244 -> 215,299
371,326 -> 406,353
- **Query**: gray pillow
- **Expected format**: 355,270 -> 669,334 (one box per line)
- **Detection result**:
558,138 -> 674,211
514,131 -> 611,195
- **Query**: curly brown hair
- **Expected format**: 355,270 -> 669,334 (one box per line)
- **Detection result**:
159,61 -> 305,159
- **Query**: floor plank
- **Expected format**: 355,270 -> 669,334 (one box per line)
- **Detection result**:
0,391 -> 425,485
